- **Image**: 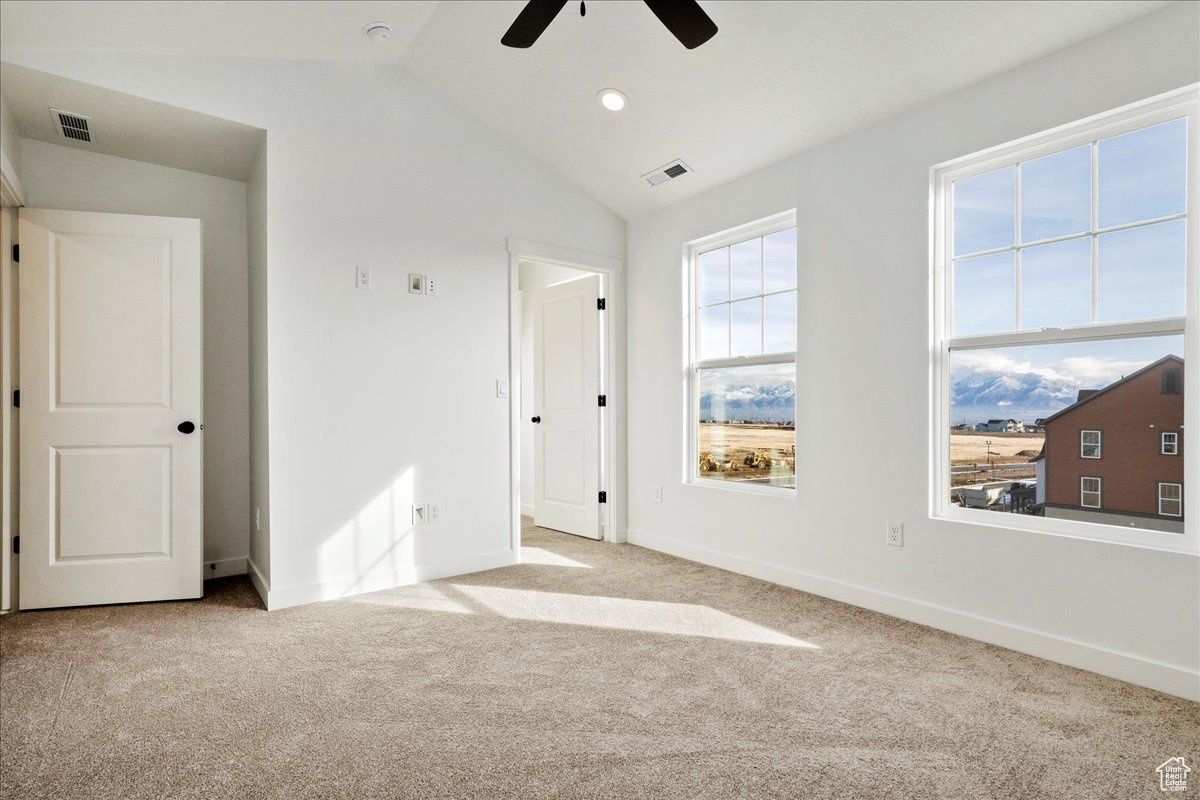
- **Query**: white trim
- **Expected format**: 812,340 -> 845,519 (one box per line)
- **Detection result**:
247,556 -> 270,608
520,502 -> 535,518
507,239 -> 626,552
627,527 -> 1200,701
1081,476 -> 1102,508
0,150 -> 25,209
931,87 -> 1199,553
1081,430 -> 1102,459
204,556 -> 248,580
260,549 -> 516,612
686,211 -> 798,496
1162,431 -> 1179,455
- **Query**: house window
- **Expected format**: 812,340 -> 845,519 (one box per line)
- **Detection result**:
1081,477 -> 1102,509
688,211 -> 797,492
1162,431 -> 1179,455
933,88 -> 1196,548
1159,483 -> 1182,516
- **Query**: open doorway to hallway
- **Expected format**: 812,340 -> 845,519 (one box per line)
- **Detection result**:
517,260 -> 606,540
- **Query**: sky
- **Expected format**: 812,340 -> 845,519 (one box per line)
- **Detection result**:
951,117 -> 1187,337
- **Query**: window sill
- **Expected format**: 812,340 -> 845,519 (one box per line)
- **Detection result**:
932,505 -> 1197,555
687,477 -> 796,499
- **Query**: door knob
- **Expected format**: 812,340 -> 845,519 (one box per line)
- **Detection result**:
531,416 -> 541,424
177,421 -> 196,434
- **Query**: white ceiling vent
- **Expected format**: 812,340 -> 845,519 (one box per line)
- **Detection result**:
641,159 -> 692,186
49,108 -> 93,143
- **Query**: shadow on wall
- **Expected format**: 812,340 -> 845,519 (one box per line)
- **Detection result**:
317,466 -> 417,598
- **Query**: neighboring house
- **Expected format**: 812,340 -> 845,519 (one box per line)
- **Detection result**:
1031,418 -> 1048,433
1041,355 -> 1183,531
977,419 -> 1024,433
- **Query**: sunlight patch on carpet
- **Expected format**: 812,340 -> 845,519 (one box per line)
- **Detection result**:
449,584 -> 819,648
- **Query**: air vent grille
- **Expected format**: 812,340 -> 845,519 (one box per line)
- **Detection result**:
50,108 -> 93,143
641,159 -> 692,186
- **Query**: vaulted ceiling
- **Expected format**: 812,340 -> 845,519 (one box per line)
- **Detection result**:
0,0 -> 1174,219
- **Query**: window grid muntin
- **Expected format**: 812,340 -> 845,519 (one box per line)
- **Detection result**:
932,88 -> 1198,552
1081,477 -> 1102,508
1162,431 -> 1180,455
1081,430 -> 1102,459
1159,482 -> 1182,516
947,114 -> 1189,341
697,233 -> 797,361
690,216 -> 798,493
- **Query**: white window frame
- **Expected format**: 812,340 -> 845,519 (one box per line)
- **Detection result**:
1080,477 -> 1102,509
1159,482 -> 1182,517
686,210 -> 797,496
931,85 -> 1199,553
1162,431 -> 1179,455
1080,430 -> 1102,459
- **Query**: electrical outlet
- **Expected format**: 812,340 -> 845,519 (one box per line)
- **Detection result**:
255,507 -> 261,531
412,504 -> 428,525
427,503 -> 441,523
356,266 -> 371,290
654,486 -> 662,503
425,276 -> 437,296
886,522 -> 903,547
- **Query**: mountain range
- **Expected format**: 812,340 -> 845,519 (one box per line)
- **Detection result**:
699,381 -> 795,424
951,370 -> 1085,424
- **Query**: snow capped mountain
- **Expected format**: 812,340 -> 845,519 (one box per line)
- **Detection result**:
700,380 -> 795,423
951,369 -> 1081,424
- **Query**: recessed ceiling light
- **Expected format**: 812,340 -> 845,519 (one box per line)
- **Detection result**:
364,22 -> 392,43
597,89 -> 628,112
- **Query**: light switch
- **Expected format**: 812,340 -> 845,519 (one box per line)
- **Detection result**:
496,379 -> 509,399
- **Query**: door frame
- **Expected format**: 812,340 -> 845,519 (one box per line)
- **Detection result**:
507,238 -> 625,555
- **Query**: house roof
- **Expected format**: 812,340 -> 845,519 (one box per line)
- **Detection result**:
1042,354 -> 1183,426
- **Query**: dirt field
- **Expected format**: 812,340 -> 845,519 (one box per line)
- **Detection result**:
950,431 -> 1044,464
698,423 -> 795,480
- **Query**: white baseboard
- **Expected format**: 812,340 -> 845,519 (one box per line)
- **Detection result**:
520,503 -> 535,518
204,557 -> 248,581
262,549 -> 517,611
627,528 -> 1200,702
247,557 -> 270,608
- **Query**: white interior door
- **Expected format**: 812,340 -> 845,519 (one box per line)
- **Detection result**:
534,274 -> 601,539
19,208 -> 203,609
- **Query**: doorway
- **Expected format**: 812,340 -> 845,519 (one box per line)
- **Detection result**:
507,239 -> 625,555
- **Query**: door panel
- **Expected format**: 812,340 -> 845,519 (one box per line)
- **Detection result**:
19,208 -> 203,609
534,275 -> 600,539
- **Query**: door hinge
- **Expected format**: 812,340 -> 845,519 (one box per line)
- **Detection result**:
11,535 -> 18,555
598,491 -> 607,504
11,390 -> 18,409
10,244 -> 17,263
598,395 -> 606,407
597,298 -> 606,310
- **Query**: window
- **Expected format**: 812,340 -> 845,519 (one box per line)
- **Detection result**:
1159,483 -> 1182,516
689,211 -> 797,491
934,87 -> 1196,548
1162,431 -> 1179,455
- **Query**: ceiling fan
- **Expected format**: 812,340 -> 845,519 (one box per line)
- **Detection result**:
501,0 -> 718,50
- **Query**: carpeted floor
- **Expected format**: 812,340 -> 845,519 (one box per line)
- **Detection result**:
2,520 -> 1197,799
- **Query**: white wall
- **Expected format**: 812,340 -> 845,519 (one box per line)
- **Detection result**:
0,53 -> 626,608
625,3 -> 1200,699
246,139 -> 269,588
518,261 -> 594,517
19,140 -> 251,572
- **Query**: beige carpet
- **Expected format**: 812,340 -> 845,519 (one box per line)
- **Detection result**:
2,521 -> 1197,799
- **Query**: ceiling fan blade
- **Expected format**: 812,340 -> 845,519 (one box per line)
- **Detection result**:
502,0 -> 569,48
643,0 -> 718,49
